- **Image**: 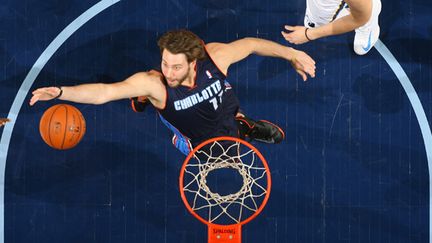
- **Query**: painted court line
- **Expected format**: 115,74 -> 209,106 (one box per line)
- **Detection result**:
0,1 -> 121,242
375,39 -> 432,242
0,7 -> 431,243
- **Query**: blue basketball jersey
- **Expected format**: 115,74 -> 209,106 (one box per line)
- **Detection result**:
158,56 -> 240,155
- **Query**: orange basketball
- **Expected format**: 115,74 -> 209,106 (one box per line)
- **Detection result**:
39,104 -> 86,150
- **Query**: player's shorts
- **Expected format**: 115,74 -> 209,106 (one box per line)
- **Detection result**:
304,0 -> 349,28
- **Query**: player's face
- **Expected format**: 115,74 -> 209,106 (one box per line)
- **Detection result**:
161,49 -> 195,88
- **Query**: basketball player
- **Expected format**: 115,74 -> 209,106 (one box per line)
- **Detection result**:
0,118 -> 10,127
281,0 -> 381,55
30,29 -> 316,155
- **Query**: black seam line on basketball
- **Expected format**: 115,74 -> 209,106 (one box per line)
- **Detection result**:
76,108 -> 84,145
60,104 -> 68,149
47,105 -> 63,148
76,109 -> 81,145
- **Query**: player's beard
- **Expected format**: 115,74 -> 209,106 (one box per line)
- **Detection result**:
168,65 -> 192,88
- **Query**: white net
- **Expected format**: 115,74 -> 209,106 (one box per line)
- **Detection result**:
182,140 -> 270,225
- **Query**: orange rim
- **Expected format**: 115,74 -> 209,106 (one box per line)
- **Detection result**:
179,136 -> 271,227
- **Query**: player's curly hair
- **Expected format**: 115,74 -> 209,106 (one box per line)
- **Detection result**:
157,29 -> 206,63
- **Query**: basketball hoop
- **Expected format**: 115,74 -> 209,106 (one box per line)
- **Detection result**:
179,136 -> 271,243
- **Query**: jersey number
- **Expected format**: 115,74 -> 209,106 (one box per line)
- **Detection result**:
209,91 -> 223,110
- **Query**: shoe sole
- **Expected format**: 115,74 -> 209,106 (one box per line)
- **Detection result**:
259,120 -> 285,141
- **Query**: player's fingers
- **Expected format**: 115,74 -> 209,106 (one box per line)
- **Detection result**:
297,70 -> 307,81
311,56 -> 316,65
284,25 -> 295,31
308,68 -> 316,78
32,88 -> 48,96
302,62 -> 315,77
29,94 -> 40,106
35,87 -> 57,98
297,51 -> 314,63
304,55 -> 315,65
281,31 -> 292,42
301,55 -> 316,67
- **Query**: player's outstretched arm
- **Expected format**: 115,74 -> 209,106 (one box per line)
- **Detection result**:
30,71 -> 165,106
207,38 -> 316,81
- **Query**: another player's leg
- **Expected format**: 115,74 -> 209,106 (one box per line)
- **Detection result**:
353,0 -> 382,55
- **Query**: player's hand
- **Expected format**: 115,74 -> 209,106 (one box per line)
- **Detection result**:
281,25 -> 310,45
290,49 -> 316,81
0,118 -> 10,127
130,96 -> 150,113
30,87 -> 61,106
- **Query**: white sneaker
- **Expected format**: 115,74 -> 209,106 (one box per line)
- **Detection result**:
353,0 -> 382,55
